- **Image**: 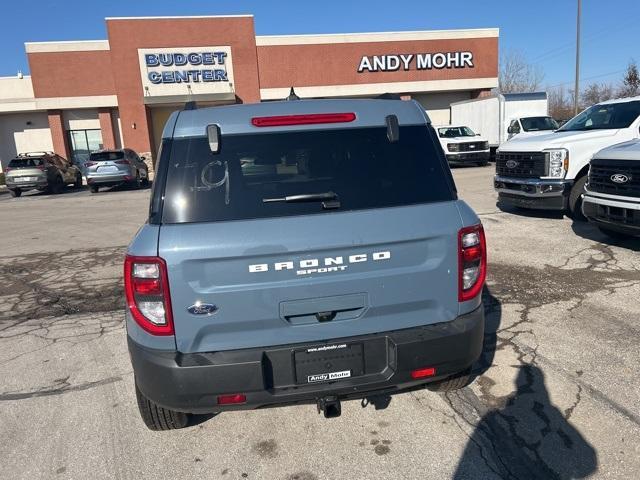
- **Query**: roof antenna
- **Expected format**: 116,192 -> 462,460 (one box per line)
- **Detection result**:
286,87 -> 300,101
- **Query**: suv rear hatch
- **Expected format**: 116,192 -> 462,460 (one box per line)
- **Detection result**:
158,117 -> 464,353
6,157 -> 47,182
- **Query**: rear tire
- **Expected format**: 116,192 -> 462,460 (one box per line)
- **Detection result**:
598,227 -> 633,240
131,172 -> 141,189
135,382 -> 189,431
74,172 -> 83,188
9,188 -> 21,198
89,185 -> 99,193
141,171 -> 150,188
568,175 -> 587,221
50,175 -> 63,194
425,368 -> 473,392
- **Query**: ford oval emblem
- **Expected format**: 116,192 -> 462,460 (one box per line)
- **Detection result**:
187,303 -> 218,316
610,173 -> 629,184
506,160 -> 518,169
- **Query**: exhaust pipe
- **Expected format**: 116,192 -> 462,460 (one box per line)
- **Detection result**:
317,396 -> 341,419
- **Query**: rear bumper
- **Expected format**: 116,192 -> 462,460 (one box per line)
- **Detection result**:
446,151 -> 490,163
6,179 -> 48,190
495,175 -> 572,210
129,305 -> 485,414
582,193 -> 640,236
86,173 -> 132,184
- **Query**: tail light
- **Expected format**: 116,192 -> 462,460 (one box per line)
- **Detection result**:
251,112 -> 356,127
3,167 -> 11,173
115,159 -> 130,165
36,165 -> 46,171
411,367 -> 436,379
84,161 -> 97,168
217,394 -> 247,405
458,224 -> 487,302
124,255 -> 174,335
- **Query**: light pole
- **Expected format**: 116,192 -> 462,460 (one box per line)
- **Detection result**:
574,0 -> 582,115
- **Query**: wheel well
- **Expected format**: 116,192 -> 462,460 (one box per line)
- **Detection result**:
575,164 -> 589,180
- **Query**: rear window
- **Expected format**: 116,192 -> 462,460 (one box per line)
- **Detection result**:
161,125 -> 454,224
90,151 -> 124,162
8,157 -> 44,168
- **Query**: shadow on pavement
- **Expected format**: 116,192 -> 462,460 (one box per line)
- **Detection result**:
470,286 -> 501,383
496,202 -> 565,220
571,220 -> 640,252
453,365 -> 598,480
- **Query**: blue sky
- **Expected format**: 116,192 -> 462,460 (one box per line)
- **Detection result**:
0,0 -> 638,90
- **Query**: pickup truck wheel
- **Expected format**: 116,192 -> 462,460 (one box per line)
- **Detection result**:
568,175 -> 587,221
9,188 -> 22,198
425,368 -> 472,392
598,227 -> 632,240
135,382 -> 189,430
74,172 -> 83,188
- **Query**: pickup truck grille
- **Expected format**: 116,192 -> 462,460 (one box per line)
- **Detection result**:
588,159 -> 640,198
457,141 -> 486,152
496,152 -> 547,178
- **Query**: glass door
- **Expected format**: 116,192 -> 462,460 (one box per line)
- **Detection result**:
68,129 -> 103,173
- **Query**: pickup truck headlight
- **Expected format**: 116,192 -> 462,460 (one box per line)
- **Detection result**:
545,149 -> 569,178
482,141 -> 489,150
447,143 -> 460,152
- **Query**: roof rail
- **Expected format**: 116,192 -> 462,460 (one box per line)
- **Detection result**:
18,151 -> 54,157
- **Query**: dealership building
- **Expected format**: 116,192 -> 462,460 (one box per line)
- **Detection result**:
0,15 -> 498,169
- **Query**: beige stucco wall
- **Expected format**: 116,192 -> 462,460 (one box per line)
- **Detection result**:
63,109 -> 101,130
413,91 -> 473,126
0,112 -> 53,169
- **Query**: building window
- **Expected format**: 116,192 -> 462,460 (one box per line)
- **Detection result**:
68,129 -> 103,170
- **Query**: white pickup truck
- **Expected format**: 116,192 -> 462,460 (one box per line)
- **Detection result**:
435,125 -> 490,166
582,140 -> 640,238
494,96 -> 640,217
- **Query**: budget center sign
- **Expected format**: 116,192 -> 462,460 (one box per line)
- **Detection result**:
138,46 -> 235,98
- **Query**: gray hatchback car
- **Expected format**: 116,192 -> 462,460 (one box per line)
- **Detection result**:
125,98 -> 487,430
85,148 -> 149,193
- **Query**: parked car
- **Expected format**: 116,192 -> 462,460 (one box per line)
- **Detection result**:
85,148 -> 149,193
436,125 -> 490,166
125,98 -> 487,430
4,151 -> 82,197
582,140 -> 640,238
507,115 -> 559,140
494,96 -> 640,218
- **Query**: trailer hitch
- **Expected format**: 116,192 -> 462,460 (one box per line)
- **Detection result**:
317,396 -> 341,418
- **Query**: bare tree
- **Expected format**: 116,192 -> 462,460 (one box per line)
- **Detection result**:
547,85 -> 574,121
499,50 -> 545,93
618,60 -> 640,98
580,82 -> 615,108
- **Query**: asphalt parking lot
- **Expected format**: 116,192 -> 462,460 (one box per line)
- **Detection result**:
1,167 -> 639,480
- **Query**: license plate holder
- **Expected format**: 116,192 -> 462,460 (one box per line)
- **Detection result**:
294,343 -> 364,384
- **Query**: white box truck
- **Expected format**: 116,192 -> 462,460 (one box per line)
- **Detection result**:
450,92 -> 557,158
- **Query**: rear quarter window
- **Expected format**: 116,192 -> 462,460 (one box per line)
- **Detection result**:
161,125 -> 454,224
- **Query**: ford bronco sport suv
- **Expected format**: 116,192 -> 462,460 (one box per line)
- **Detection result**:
4,151 -> 82,197
125,99 -> 486,430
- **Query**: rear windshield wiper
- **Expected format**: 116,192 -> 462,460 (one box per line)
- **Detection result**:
263,191 -> 340,209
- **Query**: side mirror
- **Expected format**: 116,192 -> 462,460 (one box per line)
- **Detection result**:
207,124 -> 220,153
476,133 -> 481,136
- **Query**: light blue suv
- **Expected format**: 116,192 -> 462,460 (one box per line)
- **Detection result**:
125,98 -> 487,430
